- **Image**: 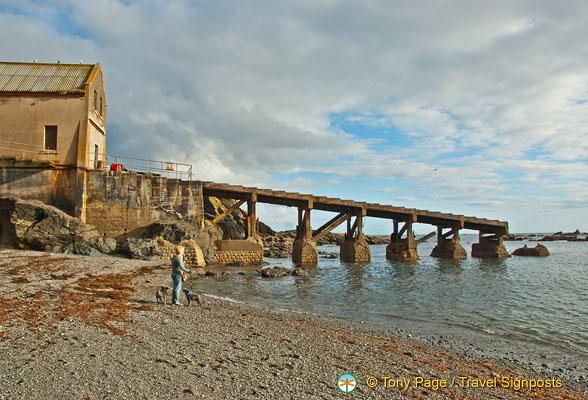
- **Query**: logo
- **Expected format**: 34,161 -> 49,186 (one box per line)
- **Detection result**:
338,373 -> 357,393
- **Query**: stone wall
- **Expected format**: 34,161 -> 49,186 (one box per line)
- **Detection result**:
156,237 -> 206,266
85,171 -> 204,241
214,239 -> 263,265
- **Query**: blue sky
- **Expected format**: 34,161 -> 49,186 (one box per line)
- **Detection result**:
1,0 -> 587,233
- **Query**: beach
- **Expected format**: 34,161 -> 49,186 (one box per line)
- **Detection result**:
0,249 -> 586,400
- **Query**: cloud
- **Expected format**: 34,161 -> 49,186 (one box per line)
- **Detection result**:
1,0 -> 587,232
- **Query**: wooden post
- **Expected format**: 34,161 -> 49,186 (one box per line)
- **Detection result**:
246,192 -> 257,239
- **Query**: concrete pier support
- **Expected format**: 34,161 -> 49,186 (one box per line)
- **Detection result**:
292,238 -> 318,265
471,232 -> 510,258
292,206 -> 318,266
245,192 -> 263,248
340,209 -> 371,263
431,226 -> 467,259
386,218 -> 419,261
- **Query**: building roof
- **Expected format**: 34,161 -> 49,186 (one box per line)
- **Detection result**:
0,62 -> 98,95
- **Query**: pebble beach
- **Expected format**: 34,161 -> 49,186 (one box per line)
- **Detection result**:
0,249 -> 586,399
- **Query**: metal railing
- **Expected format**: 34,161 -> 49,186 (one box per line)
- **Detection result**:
91,153 -> 193,181
0,139 -> 194,181
0,139 -> 56,160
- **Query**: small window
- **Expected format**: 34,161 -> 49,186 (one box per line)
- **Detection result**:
44,126 -> 57,151
94,90 -> 97,109
100,97 -> 103,116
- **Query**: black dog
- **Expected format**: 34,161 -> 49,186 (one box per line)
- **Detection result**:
183,289 -> 203,306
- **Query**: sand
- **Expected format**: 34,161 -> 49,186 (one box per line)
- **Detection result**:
0,249 -> 586,399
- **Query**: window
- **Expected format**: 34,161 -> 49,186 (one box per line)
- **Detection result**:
44,126 -> 57,151
94,90 -> 97,109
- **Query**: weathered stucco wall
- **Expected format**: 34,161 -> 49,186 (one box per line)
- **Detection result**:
0,95 -> 86,166
85,171 -> 204,241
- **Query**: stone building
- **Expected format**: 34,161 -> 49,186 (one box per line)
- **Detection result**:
0,61 -> 205,243
0,61 -> 108,219
0,61 -> 107,168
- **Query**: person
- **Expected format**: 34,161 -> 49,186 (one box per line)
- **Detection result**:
171,246 -> 191,305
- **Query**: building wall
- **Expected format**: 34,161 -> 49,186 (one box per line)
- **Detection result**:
84,66 -> 107,168
0,95 -> 86,166
0,161 -> 80,216
0,64 -> 107,170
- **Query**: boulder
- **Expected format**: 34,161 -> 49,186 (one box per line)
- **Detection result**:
122,237 -> 162,260
292,267 -> 312,276
0,196 -> 117,255
261,266 -> 291,278
512,244 -> 549,257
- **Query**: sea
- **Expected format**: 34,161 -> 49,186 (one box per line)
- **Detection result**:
190,234 -> 588,375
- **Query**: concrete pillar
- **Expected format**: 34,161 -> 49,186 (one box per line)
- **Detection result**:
472,232 -> 510,258
431,226 -> 467,259
340,209 -> 370,263
386,219 -> 419,261
292,206 -> 318,266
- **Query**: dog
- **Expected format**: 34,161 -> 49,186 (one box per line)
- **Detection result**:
155,286 -> 170,305
183,289 -> 203,306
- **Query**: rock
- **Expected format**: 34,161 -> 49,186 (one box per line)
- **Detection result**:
292,267 -> 312,276
226,261 -> 244,267
149,221 -> 222,264
0,196 -> 117,255
512,244 -> 550,257
122,238 -> 162,260
539,230 -> 582,242
261,267 -> 291,278
318,251 -> 339,259
262,230 -> 387,258
204,270 -> 230,277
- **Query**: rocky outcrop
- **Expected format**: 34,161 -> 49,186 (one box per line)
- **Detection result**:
512,244 -> 549,257
0,196 -> 116,255
539,231 -> 586,242
503,234 -> 525,241
149,221 -> 222,264
122,237 -> 162,260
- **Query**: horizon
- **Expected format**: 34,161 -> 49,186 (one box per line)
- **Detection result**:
1,1 -> 586,234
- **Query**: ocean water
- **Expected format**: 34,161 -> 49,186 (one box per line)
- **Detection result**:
190,235 -> 588,357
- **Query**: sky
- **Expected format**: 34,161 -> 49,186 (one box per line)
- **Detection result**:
1,0 -> 587,234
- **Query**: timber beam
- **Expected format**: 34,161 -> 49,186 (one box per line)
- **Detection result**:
313,213 -> 351,242
416,231 -> 436,245
211,199 -> 246,226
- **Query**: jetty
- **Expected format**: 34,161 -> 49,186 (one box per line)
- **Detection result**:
202,181 -> 509,265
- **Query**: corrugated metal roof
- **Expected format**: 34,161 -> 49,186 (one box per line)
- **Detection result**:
0,62 -> 95,94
